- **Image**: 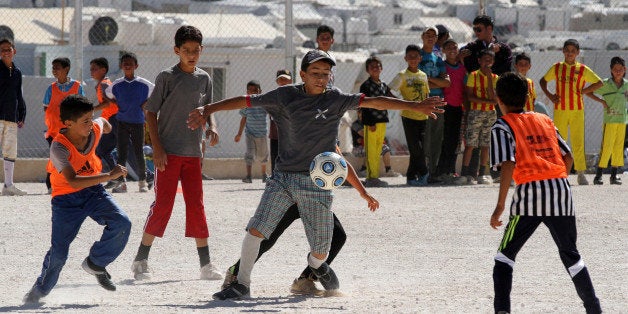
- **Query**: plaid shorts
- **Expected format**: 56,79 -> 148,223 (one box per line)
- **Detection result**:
465,110 -> 496,147
247,171 -> 334,254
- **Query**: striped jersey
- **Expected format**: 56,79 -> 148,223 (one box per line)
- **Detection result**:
239,107 -> 268,138
466,70 -> 498,111
490,112 -> 574,216
524,77 -> 537,112
542,61 -> 601,111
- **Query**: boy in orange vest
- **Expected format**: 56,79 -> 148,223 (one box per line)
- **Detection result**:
24,95 -> 131,304
43,57 -> 84,193
489,72 -> 602,314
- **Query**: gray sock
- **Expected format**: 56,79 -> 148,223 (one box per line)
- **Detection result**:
236,232 -> 263,287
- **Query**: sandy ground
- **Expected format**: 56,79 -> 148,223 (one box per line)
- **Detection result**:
0,174 -> 626,313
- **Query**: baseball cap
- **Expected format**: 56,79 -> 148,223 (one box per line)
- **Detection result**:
423,26 -> 439,36
301,49 -> 336,71
276,69 -> 292,80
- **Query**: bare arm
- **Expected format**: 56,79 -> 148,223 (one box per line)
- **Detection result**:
360,96 -> 445,119
490,160 -> 514,229
581,80 -> 603,95
188,96 -> 248,130
539,78 -> 559,104
146,111 -> 167,172
61,164 -> 127,190
465,86 -> 496,105
335,146 -> 379,212
428,73 -> 451,89
563,152 -> 574,174
100,117 -> 112,134
234,116 -> 246,142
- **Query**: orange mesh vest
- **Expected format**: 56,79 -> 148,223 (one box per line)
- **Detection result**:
45,81 -> 81,138
47,122 -> 103,197
98,78 -> 118,120
501,112 -> 567,184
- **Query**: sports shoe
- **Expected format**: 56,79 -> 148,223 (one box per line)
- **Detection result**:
200,263 -> 223,280
23,286 -> 44,305
103,180 -> 118,189
131,259 -> 152,280
212,281 -> 250,300
242,176 -> 252,183
290,277 -> 323,295
416,173 -> 430,186
454,175 -> 477,185
202,174 -> 214,180
610,176 -> 622,185
382,169 -> 402,177
364,178 -> 389,187
221,267 -> 237,290
577,173 -> 589,185
138,180 -> 148,193
593,176 -> 603,185
112,182 -> 127,193
477,175 -> 492,185
309,262 -> 339,290
2,184 -> 26,196
81,257 -> 116,291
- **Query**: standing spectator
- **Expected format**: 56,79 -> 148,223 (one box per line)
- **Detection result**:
389,44 -> 431,186
513,53 -> 537,112
359,56 -> 395,187
540,39 -> 603,185
43,57 -> 85,194
90,58 -> 117,176
587,57 -> 627,185
235,80 -> 269,183
105,52 -> 154,193
420,26 -> 451,181
0,38 -> 27,196
271,69 -> 293,172
435,39 -> 467,183
433,24 -> 450,60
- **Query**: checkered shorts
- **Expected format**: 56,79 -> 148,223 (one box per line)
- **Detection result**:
247,171 -> 334,254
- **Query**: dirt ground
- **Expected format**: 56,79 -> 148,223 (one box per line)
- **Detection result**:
0,174 -> 625,313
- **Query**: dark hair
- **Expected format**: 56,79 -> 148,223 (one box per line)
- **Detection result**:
473,15 -> 494,27
0,37 -> 14,47
119,51 -> 138,65
52,57 -> 71,69
365,56 -> 382,70
247,80 -> 261,88
405,44 -> 420,55
563,39 -> 580,50
90,57 -> 109,73
496,72 -> 528,109
175,25 -> 203,47
610,56 -> 626,77
317,25 -> 335,38
442,39 -> 458,49
60,94 -> 94,122
435,24 -> 449,41
515,52 -> 531,64
478,49 -> 495,59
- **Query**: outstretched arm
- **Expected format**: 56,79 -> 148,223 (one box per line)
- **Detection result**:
188,96 -> 247,130
360,96 -> 445,119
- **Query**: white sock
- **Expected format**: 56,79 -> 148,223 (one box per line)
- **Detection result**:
3,159 -> 14,187
307,253 -> 325,269
236,232 -> 263,287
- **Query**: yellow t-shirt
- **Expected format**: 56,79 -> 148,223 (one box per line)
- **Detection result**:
466,70 -> 498,111
389,68 -> 430,120
542,61 -> 601,111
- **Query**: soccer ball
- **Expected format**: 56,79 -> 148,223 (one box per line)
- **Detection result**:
309,152 -> 348,190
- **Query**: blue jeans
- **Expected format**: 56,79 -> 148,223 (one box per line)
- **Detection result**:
33,185 -> 131,295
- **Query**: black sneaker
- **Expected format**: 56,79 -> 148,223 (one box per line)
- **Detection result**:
611,176 -> 622,185
593,177 -> 603,185
309,262 -> 339,290
81,257 -> 116,291
212,281 -> 250,300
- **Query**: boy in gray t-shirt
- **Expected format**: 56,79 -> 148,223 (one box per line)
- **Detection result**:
188,49 -> 445,300
130,25 -> 222,282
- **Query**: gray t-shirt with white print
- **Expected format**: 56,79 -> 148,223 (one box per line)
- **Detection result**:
248,84 -> 362,172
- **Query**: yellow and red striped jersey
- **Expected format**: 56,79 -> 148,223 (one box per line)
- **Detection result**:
466,70 -> 498,111
524,77 -> 537,112
542,61 -> 601,111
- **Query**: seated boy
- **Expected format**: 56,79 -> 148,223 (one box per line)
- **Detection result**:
24,95 -> 131,304
489,72 -> 602,314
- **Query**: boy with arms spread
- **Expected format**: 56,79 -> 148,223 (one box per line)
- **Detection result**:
490,72 -> 602,314
24,94 -> 131,304
539,39 -> 602,185
131,25 -> 222,281
188,49 -> 444,300
0,38 -> 27,196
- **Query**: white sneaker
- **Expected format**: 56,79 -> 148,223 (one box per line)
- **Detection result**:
382,169 -> 402,177
200,263 -> 223,280
290,277 -> 323,296
3,184 -> 26,196
138,180 -> 148,193
477,175 -> 492,185
131,259 -> 152,280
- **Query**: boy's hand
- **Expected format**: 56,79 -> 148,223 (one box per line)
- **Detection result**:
109,164 -> 128,179
206,129 -> 219,146
234,133 -> 241,142
361,192 -> 380,212
548,93 -> 560,104
490,206 -> 504,229
187,106 -> 205,130
152,145 -> 168,172
417,96 -> 446,119
459,49 -> 471,60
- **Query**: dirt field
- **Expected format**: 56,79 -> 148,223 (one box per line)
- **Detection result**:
0,175 -> 625,313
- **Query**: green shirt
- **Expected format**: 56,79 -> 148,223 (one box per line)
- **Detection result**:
596,78 -> 628,124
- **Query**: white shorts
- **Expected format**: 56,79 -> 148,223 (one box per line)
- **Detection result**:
0,120 -> 18,160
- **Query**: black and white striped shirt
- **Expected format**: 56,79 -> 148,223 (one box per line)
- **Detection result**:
490,118 -> 574,216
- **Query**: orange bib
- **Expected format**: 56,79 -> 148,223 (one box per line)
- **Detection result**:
45,81 -> 81,138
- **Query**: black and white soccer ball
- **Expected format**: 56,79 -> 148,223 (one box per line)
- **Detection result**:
309,152 -> 348,190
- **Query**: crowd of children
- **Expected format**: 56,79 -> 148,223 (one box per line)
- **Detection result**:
8,14 -> 620,312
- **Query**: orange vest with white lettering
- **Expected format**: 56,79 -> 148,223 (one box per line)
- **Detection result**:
47,122 -> 103,197
45,81 -> 81,138
501,112 -> 567,184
